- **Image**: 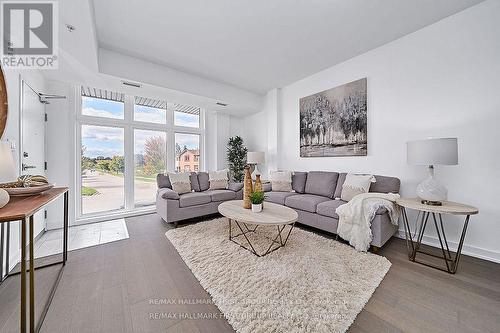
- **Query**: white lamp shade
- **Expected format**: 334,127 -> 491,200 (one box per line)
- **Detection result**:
247,151 -> 265,164
0,142 -> 17,183
407,138 -> 458,166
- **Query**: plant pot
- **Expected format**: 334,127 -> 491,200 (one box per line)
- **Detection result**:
251,203 -> 262,213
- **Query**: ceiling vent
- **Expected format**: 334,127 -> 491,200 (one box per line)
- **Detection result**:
122,81 -> 142,88
216,102 -> 228,107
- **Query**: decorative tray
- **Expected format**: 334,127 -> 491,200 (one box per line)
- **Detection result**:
4,184 -> 54,197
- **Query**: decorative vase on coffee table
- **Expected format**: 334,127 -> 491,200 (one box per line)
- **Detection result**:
254,174 -> 262,192
243,166 -> 253,209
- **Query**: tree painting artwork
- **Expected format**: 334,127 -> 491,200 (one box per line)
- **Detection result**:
299,78 -> 367,157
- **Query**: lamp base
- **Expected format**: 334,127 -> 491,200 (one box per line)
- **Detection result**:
416,165 -> 448,203
251,165 -> 261,180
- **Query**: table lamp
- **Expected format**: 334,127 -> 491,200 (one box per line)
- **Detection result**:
407,138 -> 458,206
246,151 -> 265,179
0,142 -> 17,208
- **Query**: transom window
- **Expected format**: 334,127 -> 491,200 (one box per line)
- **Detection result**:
77,87 -> 204,220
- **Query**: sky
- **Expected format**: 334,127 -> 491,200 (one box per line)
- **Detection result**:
81,97 -> 200,158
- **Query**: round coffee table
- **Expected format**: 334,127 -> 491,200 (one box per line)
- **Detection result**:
218,200 -> 298,257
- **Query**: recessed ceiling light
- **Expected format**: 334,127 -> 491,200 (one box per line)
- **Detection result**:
216,102 -> 228,107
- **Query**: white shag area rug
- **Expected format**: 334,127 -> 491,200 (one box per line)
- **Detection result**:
165,218 -> 391,333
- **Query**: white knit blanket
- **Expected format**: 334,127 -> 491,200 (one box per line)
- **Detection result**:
336,192 -> 400,252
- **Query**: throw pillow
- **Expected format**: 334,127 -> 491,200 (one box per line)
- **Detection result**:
167,172 -> 192,194
209,169 -> 229,190
341,174 -> 377,201
270,170 -> 293,192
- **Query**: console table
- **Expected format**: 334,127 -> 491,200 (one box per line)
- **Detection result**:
396,197 -> 478,274
0,187 -> 69,333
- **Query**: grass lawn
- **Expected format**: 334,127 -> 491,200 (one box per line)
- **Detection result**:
82,186 -> 99,196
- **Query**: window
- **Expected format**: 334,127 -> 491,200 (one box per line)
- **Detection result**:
77,86 -> 204,220
173,103 -> 200,128
175,133 -> 200,176
81,89 -> 125,119
81,125 -> 125,215
134,97 -> 167,124
134,130 -> 166,206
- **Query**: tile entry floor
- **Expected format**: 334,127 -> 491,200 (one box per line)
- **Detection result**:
34,218 -> 129,259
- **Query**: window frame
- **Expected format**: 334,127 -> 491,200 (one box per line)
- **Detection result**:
76,90 -> 205,222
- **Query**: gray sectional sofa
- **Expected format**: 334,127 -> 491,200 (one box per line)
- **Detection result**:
262,171 -> 400,249
156,170 -> 400,249
156,172 -> 243,227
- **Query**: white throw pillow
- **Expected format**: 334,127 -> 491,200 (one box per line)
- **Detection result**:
209,169 -> 229,190
167,172 -> 192,194
341,174 -> 376,201
270,170 -> 293,192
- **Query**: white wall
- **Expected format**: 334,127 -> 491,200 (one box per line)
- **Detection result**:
45,80 -> 76,230
206,111 -> 232,171
240,0 -> 500,262
1,68 -> 46,271
232,89 -> 281,177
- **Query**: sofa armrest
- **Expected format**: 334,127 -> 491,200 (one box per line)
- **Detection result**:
227,182 -> 244,192
157,188 -> 179,200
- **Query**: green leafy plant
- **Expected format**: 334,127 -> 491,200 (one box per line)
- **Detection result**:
226,136 -> 247,182
250,191 -> 265,205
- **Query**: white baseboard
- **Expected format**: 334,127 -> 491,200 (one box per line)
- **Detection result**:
395,229 -> 500,264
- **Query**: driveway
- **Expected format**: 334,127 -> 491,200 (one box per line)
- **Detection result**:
82,170 -> 157,214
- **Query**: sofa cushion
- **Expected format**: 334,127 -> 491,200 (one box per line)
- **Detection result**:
304,171 -> 339,198
179,192 -> 211,208
369,175 -> 401,194
315,199 -> 388,218
316,199 -> 346,219
227,182 -> 244,192
204,189 -> 236,202
334,173 -> 347,199
157,174 -> 172,189
262,183 -> 272,192
190,172 -> 201,192
197,172 -> 210,191
158,188 -> 179,200
285,194 -> 331,213
292,171 -> 307,193
265,191 -> 299,205
335,173 -> 401,197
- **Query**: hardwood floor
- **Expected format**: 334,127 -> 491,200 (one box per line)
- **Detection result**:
1,213 -> 499,332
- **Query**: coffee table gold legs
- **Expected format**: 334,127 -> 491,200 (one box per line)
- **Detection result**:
228,219 -> 295,257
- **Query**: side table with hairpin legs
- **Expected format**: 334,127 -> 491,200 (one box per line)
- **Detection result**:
396,197 -> 478,274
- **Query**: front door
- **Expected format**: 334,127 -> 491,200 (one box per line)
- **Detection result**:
21,80 -> 46,237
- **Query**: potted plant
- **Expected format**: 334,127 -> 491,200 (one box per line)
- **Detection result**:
249,191 -> 265,213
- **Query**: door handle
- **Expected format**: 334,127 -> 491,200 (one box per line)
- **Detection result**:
22,164 -> 36,171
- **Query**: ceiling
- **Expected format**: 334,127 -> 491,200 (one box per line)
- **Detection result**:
92,0 -> 484,94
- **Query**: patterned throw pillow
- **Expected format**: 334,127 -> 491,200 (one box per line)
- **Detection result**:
341,174 -> 376,201
167,172 -> 192,194
209,169 -> 229,190
270,171 -> 293,192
